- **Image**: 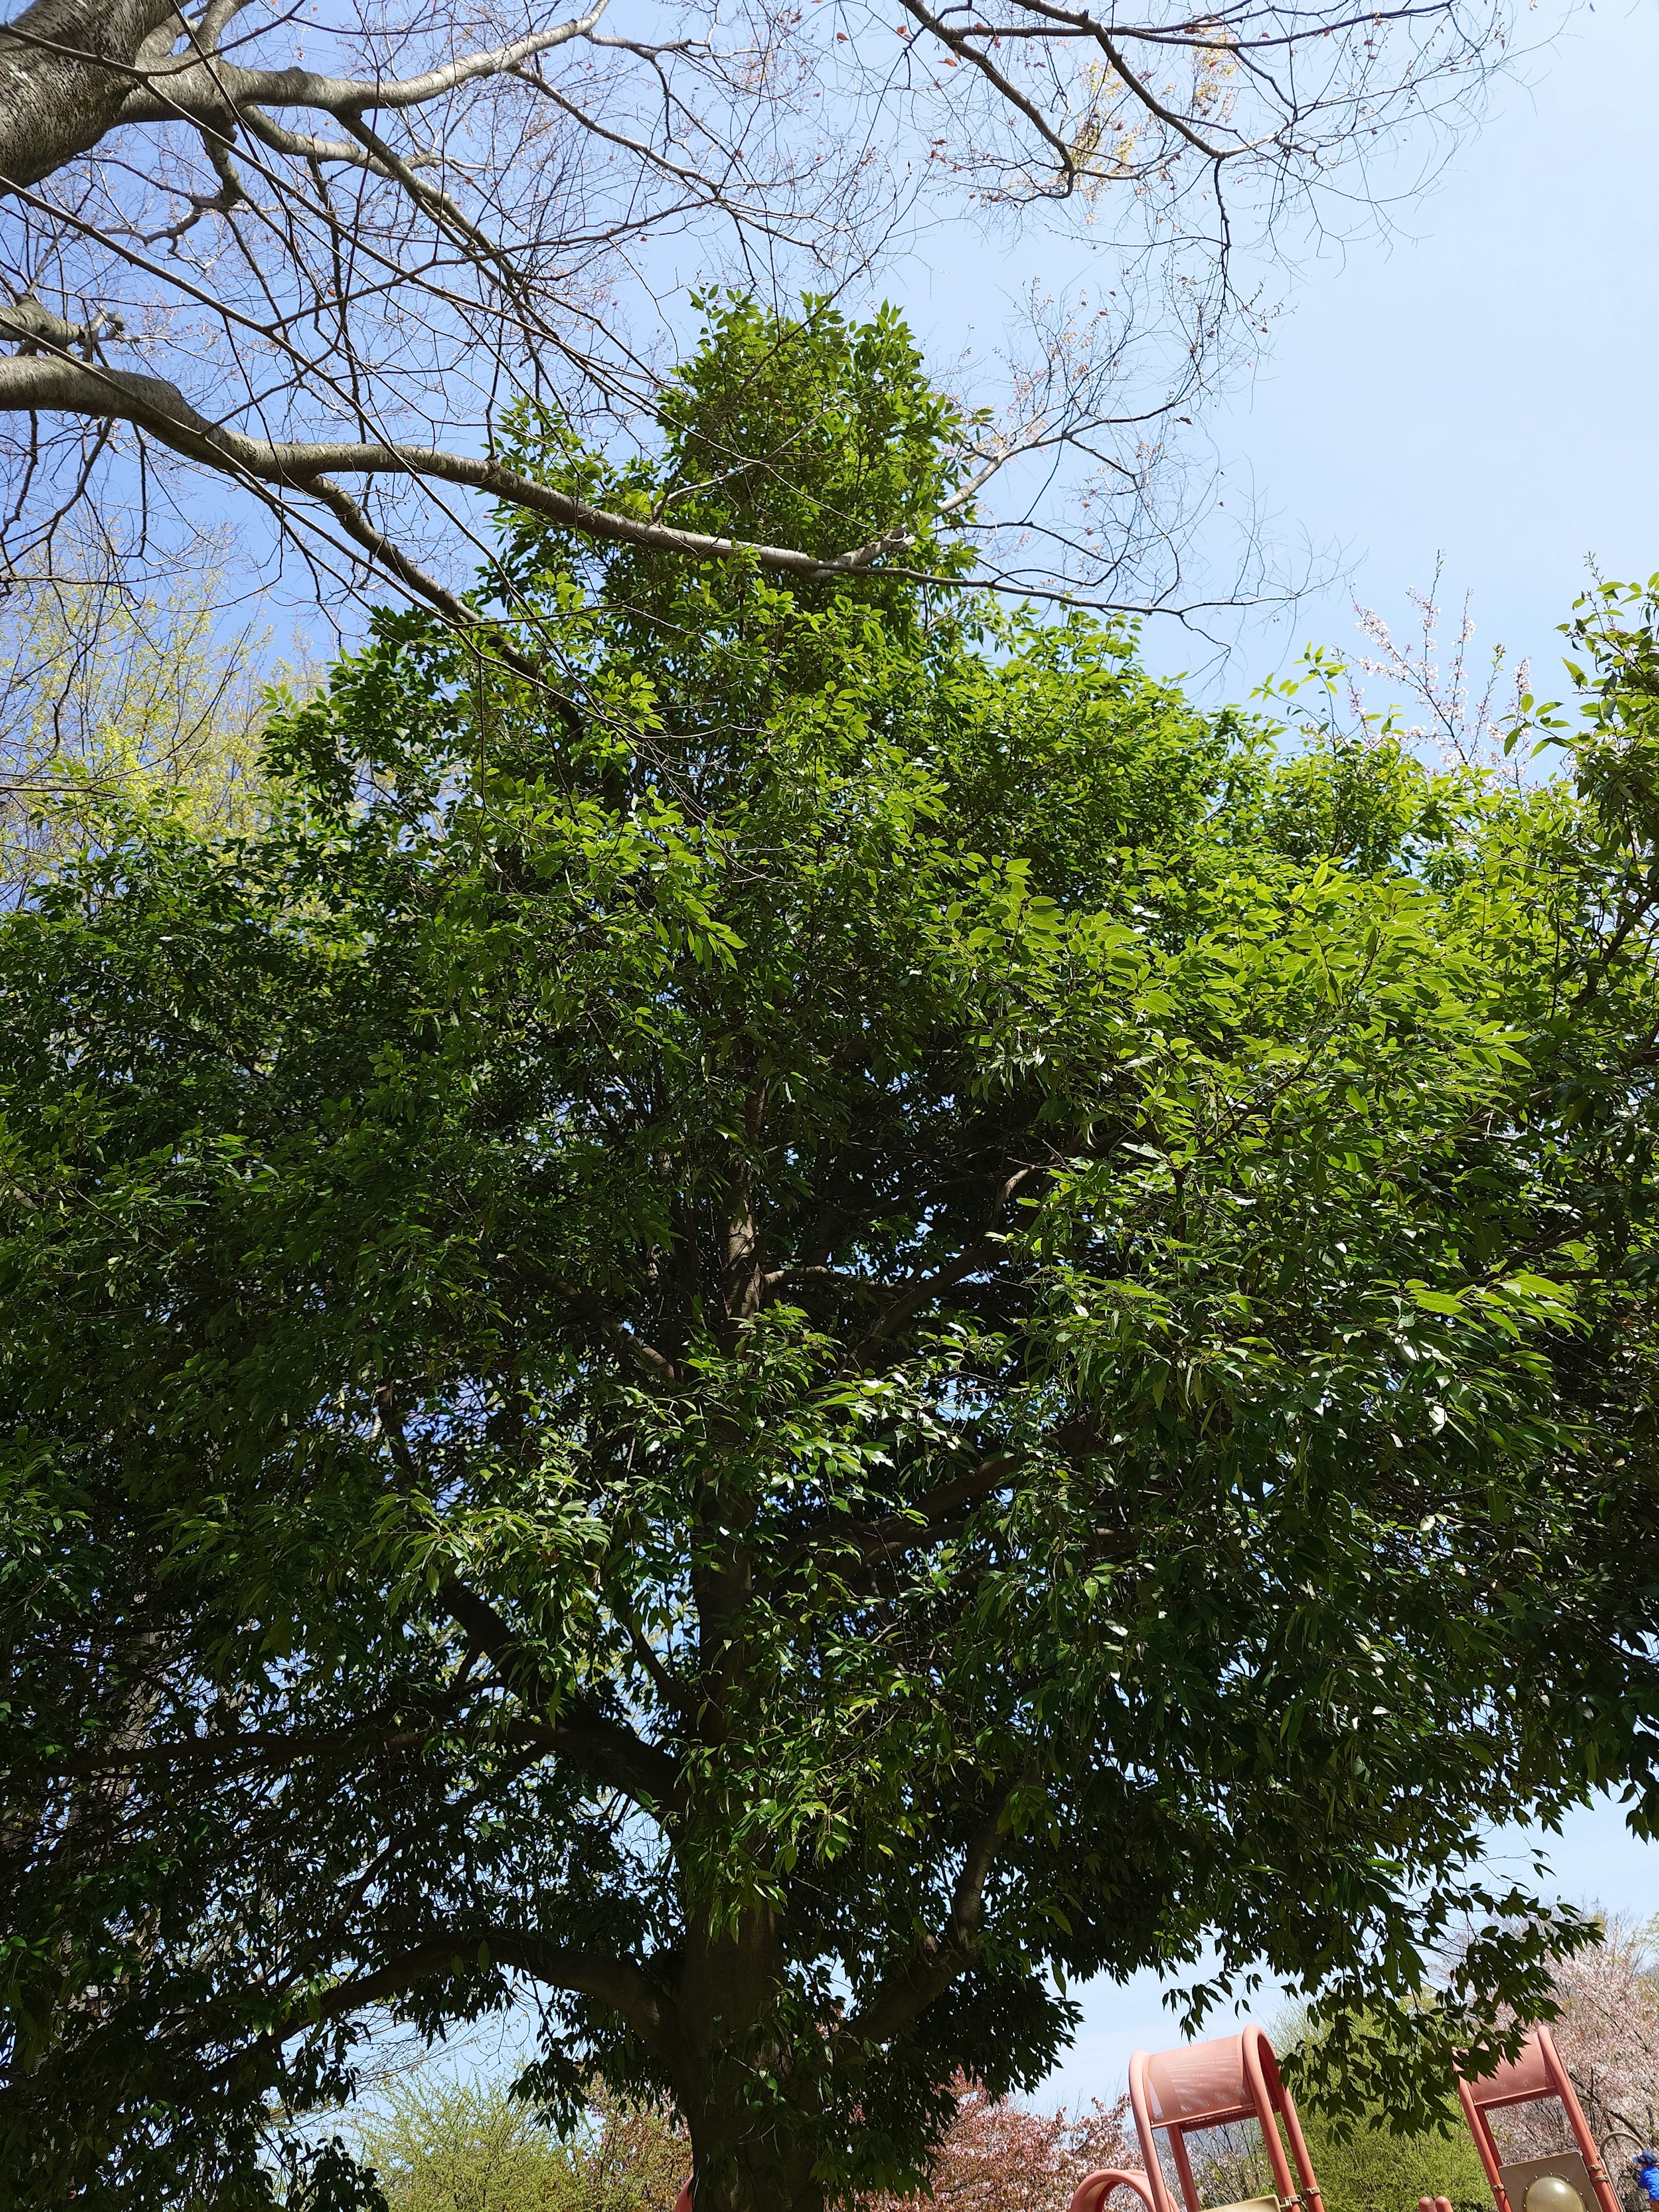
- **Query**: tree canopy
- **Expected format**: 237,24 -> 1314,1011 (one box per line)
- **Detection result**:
5,302 -> 1659,2212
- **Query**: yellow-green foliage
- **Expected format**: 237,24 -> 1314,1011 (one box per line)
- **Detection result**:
0,565 -> 289,900
1293,2101 -> 1494,2212
353,2076 -> 690,2212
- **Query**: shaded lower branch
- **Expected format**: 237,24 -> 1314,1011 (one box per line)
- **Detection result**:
440,1575 -> 685,1816
842,1782 -> 1018,2045
234,1929 -> 666,2075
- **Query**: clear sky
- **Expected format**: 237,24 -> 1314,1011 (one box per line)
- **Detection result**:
1195,0 -> 1659,703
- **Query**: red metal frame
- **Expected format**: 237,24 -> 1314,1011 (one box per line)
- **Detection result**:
1122,2024 -> 1324,2212
1070,2023 -> 1326,2212
1456,2026 -> 1621,2212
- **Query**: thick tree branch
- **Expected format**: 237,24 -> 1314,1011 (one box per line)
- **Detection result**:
0,290 -> 120,353
0,0 -> 177,190
603,1322 -> 683,1391
0,0 -> 613,193
238,1929 -> 665,2067
439,1574 -> 684,1815
118,2 -> 613,127
851,1164 -> 1043,1361
843,1783 -> 1018,2045
838,1453 -> 1019,1566
489,1929 -> 665,2040
0,353 -> 920,582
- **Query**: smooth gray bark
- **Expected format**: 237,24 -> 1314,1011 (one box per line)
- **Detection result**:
0,0 -> 179,190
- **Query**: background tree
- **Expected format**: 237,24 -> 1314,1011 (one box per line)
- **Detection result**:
0,542 -> 303,901
860,2077 -> 1135,2212
353,2075 -> 579,2212
351,2075 -> 692,2212
7,305 -> 1659,2212
0,0 -> 1515,635
1284,2103 -> 1491,2212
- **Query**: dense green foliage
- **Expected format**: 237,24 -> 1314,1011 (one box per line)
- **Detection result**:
5,300 -> 1659,2212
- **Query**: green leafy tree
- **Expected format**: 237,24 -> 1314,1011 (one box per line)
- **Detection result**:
6,299 -> 1659,2212
353,2076 -> 579,2212
1293,2110 -> 1491,2212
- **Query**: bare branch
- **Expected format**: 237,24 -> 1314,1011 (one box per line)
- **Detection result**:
0,0 -> 1510,644
120,3 -> 617,126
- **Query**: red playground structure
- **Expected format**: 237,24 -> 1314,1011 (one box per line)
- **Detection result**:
1068,2017 -> 1623,2212
1453,2024 -> 1621,2212
670,2011 -> 1630,2212
1070,2024 -> 1324,2212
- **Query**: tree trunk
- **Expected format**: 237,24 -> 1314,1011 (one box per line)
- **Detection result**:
675,1901 -> 828,2212
685,2090 -> 827,2212
0,0 -> 179,192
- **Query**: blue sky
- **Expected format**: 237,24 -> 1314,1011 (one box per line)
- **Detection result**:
1195,0 -> 1659,703
884,0 -> 1659,710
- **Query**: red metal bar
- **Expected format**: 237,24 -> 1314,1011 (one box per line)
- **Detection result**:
1169,2126 -> 1208,2212
1241,2023 -> 1307,2212
1130,2048 -> 1181,2212
1536,2027 -> 1623,2212
1459,2071 -> 1516,2212
1070,2168 -> 1162,2212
